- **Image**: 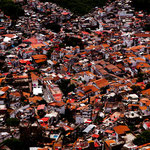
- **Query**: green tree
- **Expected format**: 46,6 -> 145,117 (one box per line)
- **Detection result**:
3,138 -> 26,150
6,118 -> 20,127
145,83 -> 150,90
47,47 -> 54,59
129,125 -> 137,131
57,79 -> 76,96
143,24 -> 150,31
0,0 -> 24,19
44,22 -> 61,33
38,99 -> 47,106
94,115 -> 103,125
131,85 -> 142,94
20,126 -> 43,148
133,130 -> 150,146
114,93 -> 123,102
53,62 -> 60,69
101,86 -> 109,94
40,0 -> 113,16
63,36 -> 84,49
137,69 -> 144,82
132,0 -> 150,13
65,104 -> 75,123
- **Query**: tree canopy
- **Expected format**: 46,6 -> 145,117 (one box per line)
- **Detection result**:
3,138 -> 26,150
145,83 -> 150,90
132,0 -> 150,13
6,118 -> 20,127
131,85 -> 142,94
133,130 -> 150,146
40,0 -> 111,16
57,79 -> 76,97
0,0 -> 24,19
63,36 -> 84,49
43,22 -> 61,33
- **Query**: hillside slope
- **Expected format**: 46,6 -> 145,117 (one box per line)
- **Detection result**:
40,0 -> 111,15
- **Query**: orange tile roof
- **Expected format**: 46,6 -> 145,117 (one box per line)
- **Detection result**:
142,89 -> 150,96
62,66 -> 67,72
0,86 -> 9,92
30,72 -> 39,81
78,91 -> 84,97
23,92 -> 30,98
116,64 -> 125,71
37,104 -> 45,110
135,83 -> 145,89
146,101 -> 150,106
102,43 -> 110,48
112,68 -> 121,72
28,96 -> 42,103
128,104 -> 139,107
136,62 -> 150,69
139,106 -> 147,110
134,57 -> 146,62
13,75 -> 28,79
35,59 -> 47,63
79,98 -> 88,104
77,105 -> 89,110
144,55 -> 150,60
65,54 -> 74,59
99,69 -> 109,75
140,98 -> 150,102
82,85 -> 99,93
136,143 -> 150,149
127,45 -> 145,51
10,92 -> 21,97
0,77 -> 5,85
31,43 -> 45,49
94,78 -> 109,88
0,93 -> 7,99
105,64 -> 118,70
32,55 -> 47,60
3,34 -> 16,38
86,45 -> 101,50
95,65 -> 103,70
134,33 -> 150,37
53,60 -> 57,64
105,140 -> 116,147
85,71 -> 95,76
113,125 -> 130,135
49,102 -> 65,107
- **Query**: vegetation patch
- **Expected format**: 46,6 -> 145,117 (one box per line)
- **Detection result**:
0,0 -> 24,19
40,0 -> 111,16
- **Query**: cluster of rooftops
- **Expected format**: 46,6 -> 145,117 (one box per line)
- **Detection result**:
0,0 -> 150,149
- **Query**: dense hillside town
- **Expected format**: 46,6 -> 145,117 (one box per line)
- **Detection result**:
0,0 -> 150,149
